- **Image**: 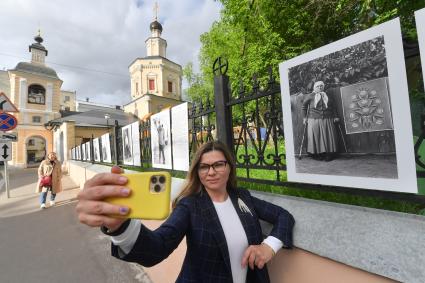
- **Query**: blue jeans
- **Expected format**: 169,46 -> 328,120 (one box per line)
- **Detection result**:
40,187 -> 56,204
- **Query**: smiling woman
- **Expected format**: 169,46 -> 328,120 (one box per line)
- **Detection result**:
76,140 -> 295,283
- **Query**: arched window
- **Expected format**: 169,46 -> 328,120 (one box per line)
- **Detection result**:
28,84 -> 46,104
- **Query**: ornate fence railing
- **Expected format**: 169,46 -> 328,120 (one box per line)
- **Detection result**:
71,59 -> 425,203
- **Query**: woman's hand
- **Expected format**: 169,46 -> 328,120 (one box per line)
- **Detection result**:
76,166 -> 131,232
241,243 -> 275,270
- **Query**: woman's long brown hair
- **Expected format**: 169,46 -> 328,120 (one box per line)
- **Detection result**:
172,141 -> 237,208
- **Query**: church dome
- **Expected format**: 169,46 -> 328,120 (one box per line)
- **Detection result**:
13,62 -> 59,79
150,20 -> 163,32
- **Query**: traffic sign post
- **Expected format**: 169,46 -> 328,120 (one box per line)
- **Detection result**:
0,113 -> 17,132
0,93 -> 18,199
0,132 -> 17,142
0,142 -> 11,198
0,92 -> 19,112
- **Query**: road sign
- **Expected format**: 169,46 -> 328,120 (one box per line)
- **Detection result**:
0,92 -> 19,112
0,142 -> 11,161
0,113 -> 18,131
0,132 -> 17,142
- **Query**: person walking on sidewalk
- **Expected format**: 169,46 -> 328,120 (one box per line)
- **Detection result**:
36,152 -> 62,209
76,141 -> 295,283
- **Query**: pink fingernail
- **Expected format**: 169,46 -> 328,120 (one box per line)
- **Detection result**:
118,176 -> 127,183
121,188 -> 130,196
119,207 -> 129,214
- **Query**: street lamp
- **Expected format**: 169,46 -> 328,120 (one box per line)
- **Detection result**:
104,114 -> 111,128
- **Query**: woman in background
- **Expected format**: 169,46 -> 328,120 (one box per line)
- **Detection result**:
36,152 -> 62,209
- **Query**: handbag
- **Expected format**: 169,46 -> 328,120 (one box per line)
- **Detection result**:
40,175 -> 52,187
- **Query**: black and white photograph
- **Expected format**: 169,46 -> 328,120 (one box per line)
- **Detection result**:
150,110 -> 172,169
93,138 -> 100,162
85,142 -> 91,161
81,143 -> 86,161
171,103 -> 190,171
279,19 -> 417,193
416,8 -> 425,92
122,125 -> 132,164
121,121 -> 141,166
101,133 -> 112,163
131,121 -> 141,166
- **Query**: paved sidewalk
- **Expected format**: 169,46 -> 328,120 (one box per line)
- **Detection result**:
0,167 -> 152,283
0,167 -> 80,217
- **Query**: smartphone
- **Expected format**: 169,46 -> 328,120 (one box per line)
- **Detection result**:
106,172 -> 171,220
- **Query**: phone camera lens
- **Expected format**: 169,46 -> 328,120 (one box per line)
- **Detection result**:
159,176 -> 166,184
151,176 -> 158,183
154,184 -> 161,193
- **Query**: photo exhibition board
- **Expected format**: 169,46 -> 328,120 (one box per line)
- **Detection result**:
81,143 -> 86,161
76,145 -> 81,160
279,18 -> 417,193
122,121 -> 141,166
101,133 -> 112,163
85,142 -> 91,161
416,8 -> 425,92
93,138 -> 100,162
171,103 -> 190,171
150,109 -> 172,169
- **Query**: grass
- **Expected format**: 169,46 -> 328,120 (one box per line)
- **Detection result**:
234,141 -> 425,215
239,179 -> 425,215
86,139 -> 425,215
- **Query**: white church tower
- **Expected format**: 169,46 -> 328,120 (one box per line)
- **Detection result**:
124,2 -> 183,120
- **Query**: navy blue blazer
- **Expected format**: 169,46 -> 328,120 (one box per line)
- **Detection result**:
111,189 -> 295,283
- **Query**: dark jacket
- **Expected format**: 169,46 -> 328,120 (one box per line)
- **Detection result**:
111,189 -> 295,283
302,93 -> 337,119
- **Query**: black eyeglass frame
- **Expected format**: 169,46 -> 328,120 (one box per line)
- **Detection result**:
197,160 -> 228,174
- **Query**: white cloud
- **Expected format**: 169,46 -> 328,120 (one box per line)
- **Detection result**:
0,0 -> 221,106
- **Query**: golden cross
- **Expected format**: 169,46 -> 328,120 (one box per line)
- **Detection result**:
153,1 -> 159,20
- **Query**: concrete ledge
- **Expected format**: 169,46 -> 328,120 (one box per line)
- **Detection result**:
69,161 -> 424,282
252,190 -> 425,283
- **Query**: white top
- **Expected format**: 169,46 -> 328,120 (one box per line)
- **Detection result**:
213,197 -> 249,283
111,197 -> 283,282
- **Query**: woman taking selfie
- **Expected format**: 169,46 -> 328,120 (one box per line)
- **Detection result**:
76,141 -> 295,283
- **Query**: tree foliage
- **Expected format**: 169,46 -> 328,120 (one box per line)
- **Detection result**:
182,62 -> 212,103
185,0 -> 425,99
288,36 -> 388,94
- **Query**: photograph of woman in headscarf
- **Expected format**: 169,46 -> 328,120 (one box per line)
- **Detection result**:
301,81 -> 339,161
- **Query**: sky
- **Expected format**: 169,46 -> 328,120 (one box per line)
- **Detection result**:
0,0 -> 222,106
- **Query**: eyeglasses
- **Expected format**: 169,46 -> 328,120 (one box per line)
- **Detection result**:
198,160 -> 228,175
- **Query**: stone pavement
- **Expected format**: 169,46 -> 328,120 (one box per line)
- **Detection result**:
0,167 -> 80,217
0,166 -> 152,283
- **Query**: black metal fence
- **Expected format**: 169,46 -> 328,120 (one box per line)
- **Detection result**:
71,63 -> 425,202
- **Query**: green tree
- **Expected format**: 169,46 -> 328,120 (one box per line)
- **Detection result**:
182,62 -> 212,103
197,0 -> 424,93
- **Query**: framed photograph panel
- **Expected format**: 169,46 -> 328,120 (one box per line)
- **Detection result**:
85,142 -> 91,161
122,121 -> 141,166
101,133 -> 112,163
131,121 -> 141,166
76,146 -> 81,160
171,103 -> 190,171
416,8 -> 425,92
93,138 -> 100,162
122,124 -> 133,165
150,110 -> 172,169
279,18 -> 417,193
